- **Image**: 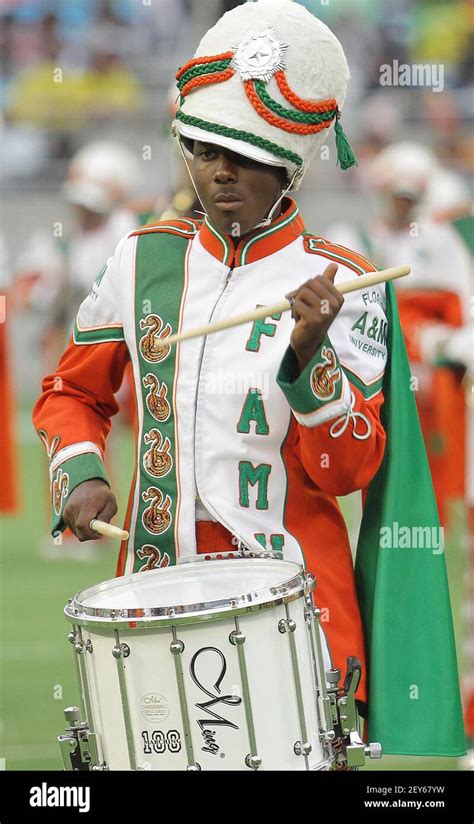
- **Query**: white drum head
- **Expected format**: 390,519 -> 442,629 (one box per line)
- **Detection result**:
66,559 -> 310,625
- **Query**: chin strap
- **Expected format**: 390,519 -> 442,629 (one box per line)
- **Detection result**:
250,168 -> 299,229
176,137 -> 207,217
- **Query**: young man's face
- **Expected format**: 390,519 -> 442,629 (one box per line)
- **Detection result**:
192,141 -> 286,236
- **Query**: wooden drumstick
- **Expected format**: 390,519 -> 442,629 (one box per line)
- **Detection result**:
156,264 -> 410,349
89,519 -> 129,541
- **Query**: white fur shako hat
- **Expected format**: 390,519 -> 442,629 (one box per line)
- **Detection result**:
172,0 -> 356,190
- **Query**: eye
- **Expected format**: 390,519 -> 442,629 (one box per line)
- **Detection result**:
200,148 -> 218,160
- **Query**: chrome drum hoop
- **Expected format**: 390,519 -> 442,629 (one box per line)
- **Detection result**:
64,560 -> 316,630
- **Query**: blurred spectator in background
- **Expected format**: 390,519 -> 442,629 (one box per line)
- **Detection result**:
354,94 -> 403,163
0,14 -> 15,81
80,40 -> 143,123
126,82 -> 202,224
4,4 -> 143,164
411,0 -> 473,80
7,31 -> 143,132
60,140 -> 142,311
11,138 -> 142,553
327,142 -> 472,528
86,0 -> 132,59
13,140 -> 142,371
37,11 -> 62,63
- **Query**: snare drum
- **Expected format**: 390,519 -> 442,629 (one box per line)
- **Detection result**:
62,558 -> 336,771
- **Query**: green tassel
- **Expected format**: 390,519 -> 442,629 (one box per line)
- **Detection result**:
334,116 -> 358,170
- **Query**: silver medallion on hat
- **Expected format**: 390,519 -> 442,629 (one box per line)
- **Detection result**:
231,28 -> 288,82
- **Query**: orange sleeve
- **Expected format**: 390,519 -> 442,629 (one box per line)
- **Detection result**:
32,335 -> 130,534
293,388 -> 385,496
277,339 -> 386,496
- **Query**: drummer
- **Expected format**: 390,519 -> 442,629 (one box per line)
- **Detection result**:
31,0 -> 450,730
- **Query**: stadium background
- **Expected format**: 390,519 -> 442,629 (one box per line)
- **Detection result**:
0,0 -> 472,771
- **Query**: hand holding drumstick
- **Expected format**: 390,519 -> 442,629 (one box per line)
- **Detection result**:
63,479 -> 128,542
286,262 -> 343,373
154,264 -> 410,354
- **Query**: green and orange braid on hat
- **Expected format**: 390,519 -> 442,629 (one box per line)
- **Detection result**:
175,50 -> 357,174
172,0 -> 357,194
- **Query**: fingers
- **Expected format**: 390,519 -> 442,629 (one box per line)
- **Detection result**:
290,284 -> 322,322
290,283 -> 343,325
75,504 -> 107,542
64,486 -> 119,543
286,264 -> 342,319
321,262 -> 339,283
95,496 -> 119,529
302,279 -> 343,309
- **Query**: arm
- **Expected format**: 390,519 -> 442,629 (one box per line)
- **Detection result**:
32,235 -> 132,539
277,263 -> 387,496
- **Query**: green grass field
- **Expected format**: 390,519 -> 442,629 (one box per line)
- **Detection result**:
0,407 -> 469,771
0,414 -> 135,771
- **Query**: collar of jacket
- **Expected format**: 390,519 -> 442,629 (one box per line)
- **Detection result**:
198,196 -> 305,267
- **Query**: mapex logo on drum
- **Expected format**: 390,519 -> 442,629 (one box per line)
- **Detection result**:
190,647 -> 242,757
140,693 -> 170,723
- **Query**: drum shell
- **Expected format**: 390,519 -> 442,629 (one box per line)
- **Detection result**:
70,590 -> 331,771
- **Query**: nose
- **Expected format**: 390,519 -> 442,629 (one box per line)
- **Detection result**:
213,153 -> 238,184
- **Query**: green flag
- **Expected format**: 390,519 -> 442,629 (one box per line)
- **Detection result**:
355,281 -> 466,756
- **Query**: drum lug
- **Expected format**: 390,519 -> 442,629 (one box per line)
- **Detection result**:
71,630 -> 84,653
170,639 -> 185,655
186,763 -> 201,771
112,642 -> 130,659
278,618 -> 296,634
57,706 -> 104,771
293,740 -> 312,756
229,630 -> 246,646
69,629 -> 94,655
245,753 -> 262,770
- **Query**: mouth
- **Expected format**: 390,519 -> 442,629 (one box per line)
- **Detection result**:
213,192 -> 243,211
